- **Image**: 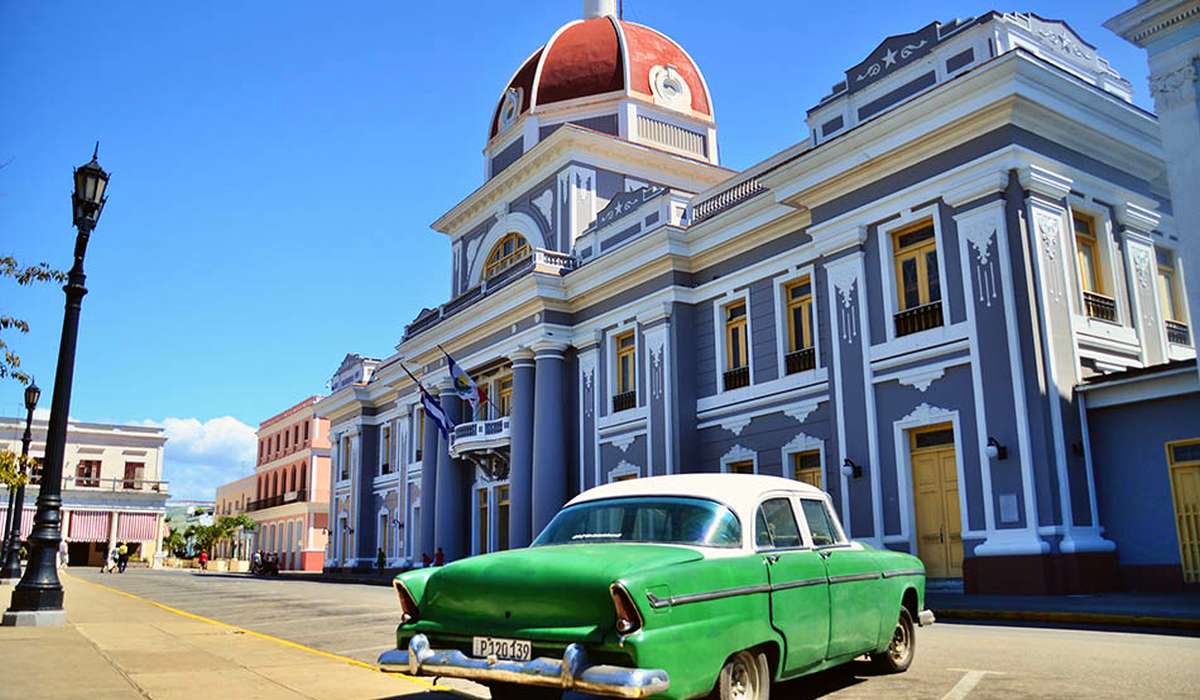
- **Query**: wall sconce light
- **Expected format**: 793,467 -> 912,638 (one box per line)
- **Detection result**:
841,458 -> 862,479
986,437 -> 1008,461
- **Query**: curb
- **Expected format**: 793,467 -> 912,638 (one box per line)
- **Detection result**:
932,607 -> 1200,631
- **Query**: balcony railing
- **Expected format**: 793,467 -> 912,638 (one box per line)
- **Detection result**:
612,391 -> 637,413
1166,320 -> 1191,346
57,476 -> 169,493
247,489 -> 307,512
449,417 -> 511,458
1083,291 -> 1117,323
894,300 -> 944,338
723,365 -> 751,391
784,348 -> 816,375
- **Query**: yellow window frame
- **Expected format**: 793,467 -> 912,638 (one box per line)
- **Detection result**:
792,450 -> 822,488
382,426 -> 391,466
1073,214 -> 1103,294
728,460 -> 754,475
1158,264 -> 1180,322
498,376 -> 513,417
615,331 -> 636,395
484,232 -> 531,279
477,487 -> 489,554
892,220 -> 939,311
724,300 -> 748,370
785,278 -> 814,352
1164,438 -> 1200,583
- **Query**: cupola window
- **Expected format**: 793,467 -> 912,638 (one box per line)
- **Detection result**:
484,232 -> 531,280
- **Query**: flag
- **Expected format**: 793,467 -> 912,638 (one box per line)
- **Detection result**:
421,388 -> 454,441
441,345 -> 482,413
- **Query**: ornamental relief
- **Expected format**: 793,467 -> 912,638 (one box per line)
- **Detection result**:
855,39 -> 928,82
960,222 -> 999,308
1033,210 -> 1065,304
1149,62 -> 1198,108
828,264 -> 859,343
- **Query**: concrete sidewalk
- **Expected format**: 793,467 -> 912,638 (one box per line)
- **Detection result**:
928,590 -> 1200,631
0,573 -> 455,699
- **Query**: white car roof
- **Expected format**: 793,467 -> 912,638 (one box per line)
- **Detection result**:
567,473 -> 830,523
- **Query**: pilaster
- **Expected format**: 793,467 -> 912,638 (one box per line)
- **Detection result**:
434,381 -> 466,562
531,341 -> 569,535
507,348 -> 536,548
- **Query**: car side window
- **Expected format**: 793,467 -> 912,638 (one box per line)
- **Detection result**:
800,499 -> 841,546
755,497 -> 803,549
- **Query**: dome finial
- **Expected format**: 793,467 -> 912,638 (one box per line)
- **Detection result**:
583,0 -> 617,19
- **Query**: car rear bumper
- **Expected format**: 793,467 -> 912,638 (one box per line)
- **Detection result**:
378,633 -> 669,699
918,609 -> 935,626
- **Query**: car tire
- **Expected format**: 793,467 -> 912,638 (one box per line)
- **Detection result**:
871,607 -> 916,673
715,650 -> 770,700
488,683 -> 560,700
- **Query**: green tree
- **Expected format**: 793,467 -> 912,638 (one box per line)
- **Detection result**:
1,256 -> 67,385
0,448 -> 32,489
162,527 -> 187,558
210,514 -> 257,558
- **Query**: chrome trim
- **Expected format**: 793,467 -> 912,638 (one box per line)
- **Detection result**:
918,609 -> 936,626
646,583 -> 772,609
827,572 -> 883,584
770,577 -> 828,591
881,568 -> 926,579
378,634 -> 669,699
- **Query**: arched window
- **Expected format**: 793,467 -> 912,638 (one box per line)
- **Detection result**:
291,465 -> 297,491
272,472 -> 279,496
484,232 -> 531,279
300,464 -> 307,491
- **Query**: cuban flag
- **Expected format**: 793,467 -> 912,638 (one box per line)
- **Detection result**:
421,388 -> 454,441
443,347 -> 482,414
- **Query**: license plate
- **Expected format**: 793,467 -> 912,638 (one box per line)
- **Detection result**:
472,636 -> 532,662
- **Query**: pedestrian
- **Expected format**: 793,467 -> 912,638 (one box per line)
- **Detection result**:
102,544 -> 118,573
116,541 -> 129,573
57,538 -> 69,570
198,550 -> 208,573
434,547 -> 444,567
421,552 -> 431,568
377,547 -> 386,570
251,549 -> 262,575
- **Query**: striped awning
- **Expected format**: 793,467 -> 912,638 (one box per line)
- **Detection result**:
117,512 -> 158,542
68,511 -> 111,542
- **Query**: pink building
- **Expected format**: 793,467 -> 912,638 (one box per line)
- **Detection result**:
247,396 -> 331,571
213,474 -> 257,560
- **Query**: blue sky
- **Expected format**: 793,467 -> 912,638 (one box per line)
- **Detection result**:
0,1 -> 1150,499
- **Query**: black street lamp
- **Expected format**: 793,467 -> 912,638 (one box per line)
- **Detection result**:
0,381 -> 41,582
2,145 -> 107,626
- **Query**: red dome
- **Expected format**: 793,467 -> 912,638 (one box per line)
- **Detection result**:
489,17 -> 712,139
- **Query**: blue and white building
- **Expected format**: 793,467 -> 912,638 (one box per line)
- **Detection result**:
317,3 -> 1196,593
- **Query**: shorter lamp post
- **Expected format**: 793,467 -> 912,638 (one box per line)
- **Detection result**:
0,381 -> 41,582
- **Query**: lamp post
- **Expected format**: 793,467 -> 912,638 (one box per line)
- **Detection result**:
0,381 -> 41,582
3,145 -> 107,626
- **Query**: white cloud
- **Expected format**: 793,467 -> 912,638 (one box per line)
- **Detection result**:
141,416 -> 257,502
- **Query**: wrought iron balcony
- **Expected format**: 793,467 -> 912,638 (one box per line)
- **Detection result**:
449,417 -> 511,458
247,489 -> 307,512
1166,320 -> 1191,346
1083,291 -> 1117,323
60,476 -> 169,493
894,300 -> 944,338
785,348 -> 816,375
723,365 -> 751,391
612,391 -> 637,413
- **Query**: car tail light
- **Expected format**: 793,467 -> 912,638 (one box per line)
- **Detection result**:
394,580 -> 419,624
610,583 -> 643,637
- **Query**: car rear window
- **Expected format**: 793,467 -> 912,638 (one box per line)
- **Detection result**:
533,496 -> 743,548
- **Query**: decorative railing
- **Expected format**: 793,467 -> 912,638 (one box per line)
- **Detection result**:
1083,291 -> 1117,323
449,417 -> 511,456
60,476 -> 169,493
723,366 -> 751,391
247,489 -> 307,512
785,348 -> 816,375
1166,320 -> 1191,346
894,300 -> 944,338
612,391 -> 637,413
692,177 -> 766,224
404,248 -> 576,340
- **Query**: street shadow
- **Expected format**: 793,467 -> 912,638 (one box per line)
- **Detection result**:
935,616 -> 1200,638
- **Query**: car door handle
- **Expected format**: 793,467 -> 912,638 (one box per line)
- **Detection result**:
818,550 -> 831,560
765,554 -> 780,565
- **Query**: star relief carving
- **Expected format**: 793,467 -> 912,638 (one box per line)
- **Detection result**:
882,48 -> 898,67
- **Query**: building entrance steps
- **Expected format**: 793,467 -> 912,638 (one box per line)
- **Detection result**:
0,571 -> 463,699
928,590 -> 1200,632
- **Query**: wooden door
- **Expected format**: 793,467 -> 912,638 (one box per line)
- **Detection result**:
1167,440 -> 1200,583
910,424 -> 961,578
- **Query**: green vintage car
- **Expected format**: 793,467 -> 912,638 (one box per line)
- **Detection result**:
379,474 -> 933,699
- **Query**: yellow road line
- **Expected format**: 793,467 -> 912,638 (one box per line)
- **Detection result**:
65,572 -> 447,690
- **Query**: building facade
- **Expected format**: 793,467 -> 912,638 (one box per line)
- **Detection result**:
213,473 -> 257,560
245,396 -> 331,571
318,4 -> 1195,591
0,418 -> 168,567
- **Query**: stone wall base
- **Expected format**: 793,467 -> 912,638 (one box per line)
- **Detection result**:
964,551 -> 1119,594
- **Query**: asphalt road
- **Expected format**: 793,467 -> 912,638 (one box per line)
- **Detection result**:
71,568 -> 1200,699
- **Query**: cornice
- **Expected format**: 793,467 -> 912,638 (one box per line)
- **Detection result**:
1104,0 -> 1200,47
1019,163 -> 1074,200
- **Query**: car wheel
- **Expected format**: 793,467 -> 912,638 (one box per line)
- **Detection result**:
716,650 -> 770,700
871,607 -> 916,673
488,683 -> 560,700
